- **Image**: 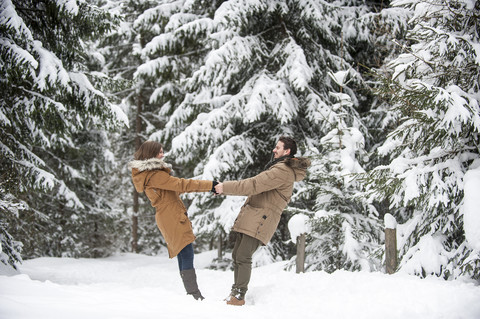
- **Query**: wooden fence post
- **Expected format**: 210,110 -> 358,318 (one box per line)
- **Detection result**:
384,214 -> 397,274
217,231 -> 223,261
296,233 -> 306,273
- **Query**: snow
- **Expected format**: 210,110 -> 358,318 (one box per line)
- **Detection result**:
463,160 -> 480,252
211,196 -> 245,232
0,0 -> 33,40
329,70 -> 351,87
1,252 -> 479,319
277,40 -> 312,91
384,213 -> 397,229
399,233 -> 450,278
57,0 -> 80,15
288,213 -> 310,242
34,40 -> 70,91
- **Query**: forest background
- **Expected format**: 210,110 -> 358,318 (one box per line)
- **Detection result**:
1,0 -> 479,282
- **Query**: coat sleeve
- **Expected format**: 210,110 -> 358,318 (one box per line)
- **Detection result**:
223,165 -> 292,196
146,170 -> 212,193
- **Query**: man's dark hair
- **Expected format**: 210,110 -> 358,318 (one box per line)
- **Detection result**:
278,136 -> 297,156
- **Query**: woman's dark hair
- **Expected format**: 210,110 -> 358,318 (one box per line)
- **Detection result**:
134,141 -> 163,160
278,136 -> 297,156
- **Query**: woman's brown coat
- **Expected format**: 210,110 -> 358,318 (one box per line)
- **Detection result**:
223,157 -> 311,245
128,158 -> 212,258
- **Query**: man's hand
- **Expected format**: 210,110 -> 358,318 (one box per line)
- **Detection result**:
215,182 -> 224,195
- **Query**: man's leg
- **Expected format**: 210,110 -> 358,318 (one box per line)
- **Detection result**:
231,232 -> 241,292
228,233 -> 261,305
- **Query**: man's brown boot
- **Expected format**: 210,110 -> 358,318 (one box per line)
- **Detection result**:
226,296 -> 245,306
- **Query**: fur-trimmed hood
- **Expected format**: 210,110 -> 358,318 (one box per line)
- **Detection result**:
284,157 -> 311,170
128,158 -> 172,172
128,158 -> 173,193
280,156 -> 311,182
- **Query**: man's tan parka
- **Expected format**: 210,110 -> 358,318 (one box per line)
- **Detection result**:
223,157 -> 311,245
128,158 -> 212,258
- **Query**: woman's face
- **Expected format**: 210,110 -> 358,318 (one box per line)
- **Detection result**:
156,148 -> 164,159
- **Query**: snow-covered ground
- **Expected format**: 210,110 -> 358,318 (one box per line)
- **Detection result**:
1,251 -> 479,319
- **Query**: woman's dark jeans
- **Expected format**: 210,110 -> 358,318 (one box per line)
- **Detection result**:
177,243 -> 194,271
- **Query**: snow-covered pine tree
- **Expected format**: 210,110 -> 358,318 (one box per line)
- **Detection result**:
152,0 -> 400,268
0,0 -> 127,263
364,0 -> 480,280
96,0 -> 167,254
295,83 -> 384,272
97,0 -> 224,254
0,195 -> 24,269
289,1 -> 414,272
138,0 -> 226,255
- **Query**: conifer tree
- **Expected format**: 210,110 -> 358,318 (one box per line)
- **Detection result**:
364,0 -> 480,280
0,0 -> 126,265
96,0 -> 224,254
153,0 -> 403,268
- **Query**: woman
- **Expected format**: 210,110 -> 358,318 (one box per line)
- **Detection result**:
128,140 -> 217,300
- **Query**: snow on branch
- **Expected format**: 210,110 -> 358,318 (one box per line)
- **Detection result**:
275,40 -> 312,91
134,56 -> 177,78
175,17 -> 214,36
438,85 -> 480,134
134,1 -> 183,29
202,134 -> 256,180
168,105 -> 232,162
143,16 -> 214,56
399,233 -> 449,278
56,0 -> 80,15
0,38 -> 37,72
33,41 -> 70,91
143,33 -> 176,55
188,35 -> 264,90
165,12 -> 199,31
305,93 -> 335,126
0,0 -> 33,40
244,73 -> 298,124
214,0 -> 267,30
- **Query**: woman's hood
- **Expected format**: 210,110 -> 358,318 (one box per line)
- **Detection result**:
128,158 -> 172,193
128,158 -> 172,172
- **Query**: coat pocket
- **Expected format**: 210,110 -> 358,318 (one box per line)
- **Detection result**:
179,211 -> 187,223
235,204 -> 267,231
153,189 -> 163,200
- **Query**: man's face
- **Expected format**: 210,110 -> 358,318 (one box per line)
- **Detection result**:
273,141 -> 290,159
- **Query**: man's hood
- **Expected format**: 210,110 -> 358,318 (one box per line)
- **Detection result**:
284,157 -> 311,181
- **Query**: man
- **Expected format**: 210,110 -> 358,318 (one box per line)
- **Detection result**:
215,136 -> 311,306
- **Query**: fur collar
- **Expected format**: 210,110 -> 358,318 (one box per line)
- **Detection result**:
284,157 -> 311,170
265,155 -> 311,170
128,158 -> 172,172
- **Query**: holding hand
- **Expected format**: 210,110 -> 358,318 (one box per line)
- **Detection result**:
211,181 -> 219,194
215,182 -> 224,195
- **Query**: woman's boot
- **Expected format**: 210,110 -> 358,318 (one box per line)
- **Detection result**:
180,268 -> 204,300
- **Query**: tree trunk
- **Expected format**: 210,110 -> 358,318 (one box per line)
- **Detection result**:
132,190 -> 139,253
132,90 -> 143,253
